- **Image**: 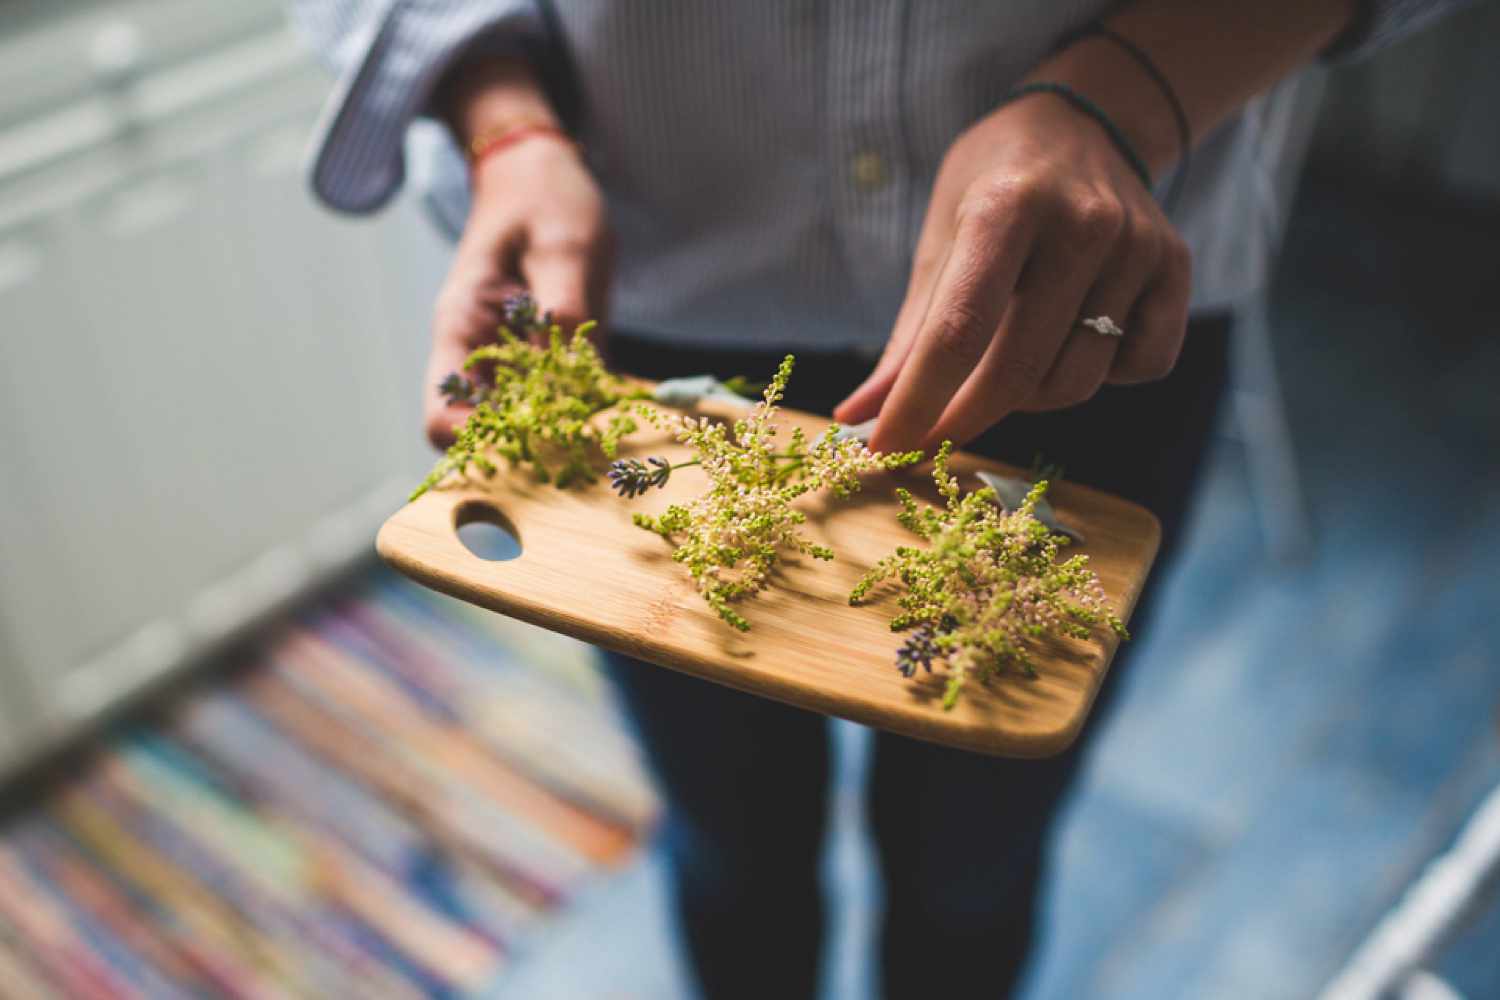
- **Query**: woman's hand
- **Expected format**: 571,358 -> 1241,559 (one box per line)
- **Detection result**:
426,139 -> 612,448
834,90 -> 1190,454
426,56 -> 613,449
836,0 -> 1362,454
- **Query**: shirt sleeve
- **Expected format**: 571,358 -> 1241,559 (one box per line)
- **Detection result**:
1321,0 -> 1482,64
284,0 -> 550,214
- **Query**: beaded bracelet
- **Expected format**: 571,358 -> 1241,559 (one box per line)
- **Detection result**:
984,81 -> 1153,192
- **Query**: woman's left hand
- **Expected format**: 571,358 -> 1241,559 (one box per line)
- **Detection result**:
833,89 -> 1192,454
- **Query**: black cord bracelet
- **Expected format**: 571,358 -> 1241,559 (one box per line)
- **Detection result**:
1057,23 -> 1193,212
983,81 -> 1154,192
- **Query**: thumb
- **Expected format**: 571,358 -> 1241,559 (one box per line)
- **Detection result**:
423,332 -> 480,449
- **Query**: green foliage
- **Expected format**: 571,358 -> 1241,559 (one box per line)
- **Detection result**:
410,305 -> 648,500
630,356 -> 922,631
851,442 -> 1128,709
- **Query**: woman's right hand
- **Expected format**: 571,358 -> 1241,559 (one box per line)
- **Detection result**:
427,58 -> 614,449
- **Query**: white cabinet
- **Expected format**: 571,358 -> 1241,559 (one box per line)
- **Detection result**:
0,0 -> 449,767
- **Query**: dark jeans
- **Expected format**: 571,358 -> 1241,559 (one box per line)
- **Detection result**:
604,316 -> 1231,1000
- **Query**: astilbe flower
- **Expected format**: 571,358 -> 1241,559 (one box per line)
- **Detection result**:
629,355 -> 921,631
850,442 -> 1128,710
410,293 -> 648,500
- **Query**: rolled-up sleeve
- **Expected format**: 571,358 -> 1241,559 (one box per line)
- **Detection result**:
1322,0 -> 1481,63
284,0 -> 547,214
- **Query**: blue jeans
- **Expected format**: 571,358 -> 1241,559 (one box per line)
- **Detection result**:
605,316 -> 1231,1000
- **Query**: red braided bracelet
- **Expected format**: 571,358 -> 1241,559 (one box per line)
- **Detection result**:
468,119 -> 583,175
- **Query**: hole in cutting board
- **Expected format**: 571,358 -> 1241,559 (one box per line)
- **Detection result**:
454,501 -> 522,561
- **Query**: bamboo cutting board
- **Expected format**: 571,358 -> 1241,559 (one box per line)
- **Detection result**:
377,400 -> 1160,758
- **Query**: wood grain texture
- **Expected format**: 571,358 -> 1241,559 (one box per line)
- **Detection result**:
377,400 -> 1160,758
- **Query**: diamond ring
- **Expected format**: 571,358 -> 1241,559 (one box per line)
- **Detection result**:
1080,316 -> 1124,338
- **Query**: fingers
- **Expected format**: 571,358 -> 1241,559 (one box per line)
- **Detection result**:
865,183 -> 1041,452
1018,208 -> 1162,413
424,403 -> 474,450
866,183 -> 1189,453
871,181 -> 1139,453
425,232 -> 608,448
420,136 -> 613,448
425,291 -> 509,448
520,242 -> 594,346
425,227 -> 532,448
1014,329 -> 1119,415
1108,231 -> 1191,384
912,229 -> 1108,449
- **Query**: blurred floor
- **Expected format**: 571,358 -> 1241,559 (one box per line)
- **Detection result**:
482,179 -> 1500,1000
0,575 -> 658,1000
1018,176 -> 1500,1000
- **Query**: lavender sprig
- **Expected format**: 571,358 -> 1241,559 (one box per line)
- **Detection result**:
896,619 -> 951,677
894,620 -> 942,677
501,290 -> 549,332
608,456 -> 675,498
438,373 -> 483,407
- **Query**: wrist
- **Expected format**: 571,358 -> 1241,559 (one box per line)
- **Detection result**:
470,130 -> 586,199
1025,35 -> 1183,178
469,119 -> 581,170
434,50 -> 559,151
986,81 -> 1155,191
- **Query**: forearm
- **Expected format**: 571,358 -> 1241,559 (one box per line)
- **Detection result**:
1029,0 -> 1360,176
422,44 -> 611,450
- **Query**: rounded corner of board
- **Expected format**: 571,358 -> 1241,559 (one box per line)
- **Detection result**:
1000,721 -> 1085,760
375,510 -> 428,577
374,515 -> 402,561
1137,505 -> 1163,554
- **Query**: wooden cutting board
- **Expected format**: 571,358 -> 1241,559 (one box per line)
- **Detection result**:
377,400 -> 1160,758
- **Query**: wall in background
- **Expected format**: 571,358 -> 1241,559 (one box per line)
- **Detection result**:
1310,0 -> 1500,203
0,0 -> 449,771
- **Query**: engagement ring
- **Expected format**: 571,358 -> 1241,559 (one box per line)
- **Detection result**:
1080,316 -> 1125,338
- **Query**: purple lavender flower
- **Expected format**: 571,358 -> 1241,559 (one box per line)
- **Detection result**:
895,616 -> 956,677
438,373 -> 481,406
500,291 -> 551,337
609,456 -> 673,498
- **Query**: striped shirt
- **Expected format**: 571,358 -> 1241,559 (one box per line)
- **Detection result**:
285,0 -> 1464,349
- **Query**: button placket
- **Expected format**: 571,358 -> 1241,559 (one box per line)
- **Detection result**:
827,0 -> 909,322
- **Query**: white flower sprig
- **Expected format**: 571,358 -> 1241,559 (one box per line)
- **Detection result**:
851,442 -> 1128,709
627,356 -> 922,631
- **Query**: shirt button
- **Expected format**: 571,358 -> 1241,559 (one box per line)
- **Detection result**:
849,151 -> 887,192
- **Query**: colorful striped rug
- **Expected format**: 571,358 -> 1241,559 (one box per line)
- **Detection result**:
0,568 -> 657,999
